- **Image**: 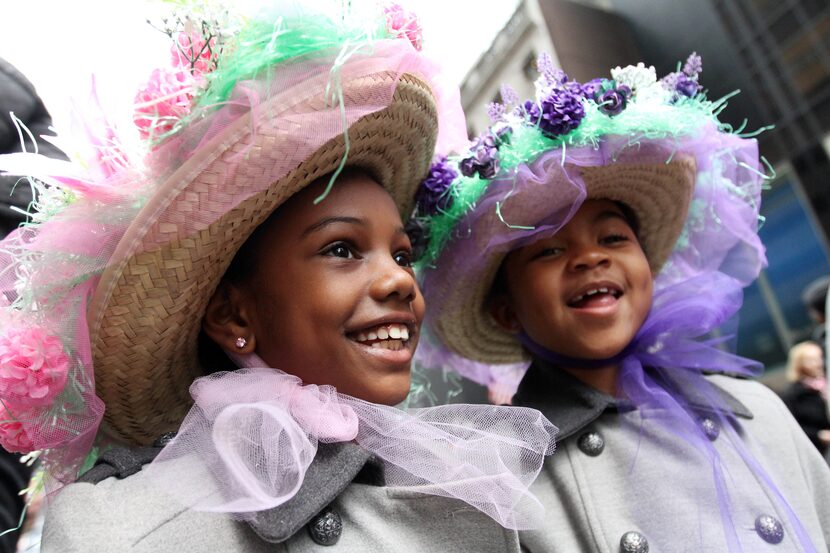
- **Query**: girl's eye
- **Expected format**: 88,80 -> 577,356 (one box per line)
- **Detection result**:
601,234 -> 629,245
393,250 -> 413,268
323,242 -> 356,259
534,247 -> 564,259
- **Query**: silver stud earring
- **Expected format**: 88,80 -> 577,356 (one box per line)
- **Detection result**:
235,336 -> 247,349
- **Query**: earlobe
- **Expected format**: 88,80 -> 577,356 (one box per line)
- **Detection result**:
202,281 -> 257,353
488,295 -> 522,334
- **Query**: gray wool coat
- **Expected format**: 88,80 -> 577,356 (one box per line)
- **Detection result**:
515,362 -> 830,553
41,441 -> 522,552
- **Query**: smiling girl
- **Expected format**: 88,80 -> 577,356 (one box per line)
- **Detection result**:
414,53 -> 830,552
0,4 -> 555,551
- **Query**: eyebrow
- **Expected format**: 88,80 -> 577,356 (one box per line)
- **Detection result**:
301,216 -> 408,238
302,216 -> 365,237
595,210 -> 631,225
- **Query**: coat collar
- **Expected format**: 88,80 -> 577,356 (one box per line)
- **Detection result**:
513,361 -> 753,441
246,441 -> 381,543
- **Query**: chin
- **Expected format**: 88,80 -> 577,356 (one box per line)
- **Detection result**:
355,374 -> 412,405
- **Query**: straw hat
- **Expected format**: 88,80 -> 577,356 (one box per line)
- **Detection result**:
415,52 -> 762,368
0,4 -> 459,458
426,155 -> 696,365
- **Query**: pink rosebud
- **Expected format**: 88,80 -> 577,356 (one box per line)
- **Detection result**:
384,4 -> 423,51
0,327 -> 70,409
171,32 -> 219,78
133,66 -> 197,141
0,419 -> 34,454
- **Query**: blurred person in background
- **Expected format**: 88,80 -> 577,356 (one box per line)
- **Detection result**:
801,276 -> 830,348
781,341 -> 830,460
0,56 -> 67,553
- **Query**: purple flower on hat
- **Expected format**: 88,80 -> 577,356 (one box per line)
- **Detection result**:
500,84 -> 520,107
487,102 -> 506,122
660,71 -> 681,92
524,89 -> 585,139
459,132 -> 504,179
597,84 -> 632,116
417,156 -> 458,214
579,78 -> 607,101
675,73 -> 700,98
683,52 -> 702,78
536,52 -> 569,87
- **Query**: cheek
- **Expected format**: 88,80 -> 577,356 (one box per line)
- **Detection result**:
511,267 -> 565,323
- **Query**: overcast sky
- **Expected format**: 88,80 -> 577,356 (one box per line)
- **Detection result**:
2,0 -> 519,136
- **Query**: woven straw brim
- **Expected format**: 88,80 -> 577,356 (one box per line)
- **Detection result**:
432,157 -> 696,365
88,73 -> 438,445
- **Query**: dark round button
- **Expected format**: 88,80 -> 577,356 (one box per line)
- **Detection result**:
152,432 -> 177,448
755,514 -> 784,544
308,507 -> 342,546
577,431 -> 605,456
699,417 -> 719,441
620,531 -> 649,553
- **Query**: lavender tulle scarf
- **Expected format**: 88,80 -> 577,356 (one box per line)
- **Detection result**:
143,353 -> 557,530
521,271 -> 818,552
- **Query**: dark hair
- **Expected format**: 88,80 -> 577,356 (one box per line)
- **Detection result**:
802,276 -> 830,316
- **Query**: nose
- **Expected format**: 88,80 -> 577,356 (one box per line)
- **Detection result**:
369,256 -> 418,303
567,243 -> 610,272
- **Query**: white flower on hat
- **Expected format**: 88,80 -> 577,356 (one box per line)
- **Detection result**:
611,63 -> 657,92
635,82 -> 671,105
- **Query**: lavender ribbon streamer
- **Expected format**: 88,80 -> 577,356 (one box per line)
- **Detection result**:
520,271 -> 817,552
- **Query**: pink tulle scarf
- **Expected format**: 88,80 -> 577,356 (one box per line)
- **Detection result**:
144,353 -> 557,530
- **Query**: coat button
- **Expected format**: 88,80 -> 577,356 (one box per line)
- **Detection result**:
577,431 -> 605,456
755,514 -> 784,544
698,417 -> 719,441
620,531 -> 649,553
308,508 -> 342,546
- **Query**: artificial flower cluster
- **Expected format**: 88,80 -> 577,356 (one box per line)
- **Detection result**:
133,16 -> 224,144
133,4 -> 423,148
0,326 -> 72,453
415,52 -> 704,216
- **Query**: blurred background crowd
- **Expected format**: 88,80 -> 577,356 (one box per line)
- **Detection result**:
2,0 -> 830,550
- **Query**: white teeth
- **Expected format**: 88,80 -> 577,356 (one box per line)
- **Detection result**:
354,323 -> 411,344
586,289 -> 599,296
598,287 -> 608,293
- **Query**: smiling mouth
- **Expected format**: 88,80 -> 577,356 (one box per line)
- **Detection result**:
348,323 -> 412,351
567,285 -> 623,308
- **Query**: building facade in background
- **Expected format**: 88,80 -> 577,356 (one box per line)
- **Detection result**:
460,0 -> 830,383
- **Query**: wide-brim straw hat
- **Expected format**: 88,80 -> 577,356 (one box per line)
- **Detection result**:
424,149 -> 696,366
87,68 -> 439,445
415,53 -> 768,373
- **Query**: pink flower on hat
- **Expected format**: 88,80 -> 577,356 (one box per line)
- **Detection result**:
0,327 -> 70,409
0,419 -> 34,454
384,4 -> 423,51
171,32 -> 219,76
133,66 -> 198,141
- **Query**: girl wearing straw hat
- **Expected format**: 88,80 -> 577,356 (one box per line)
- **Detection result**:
0,3 -> 556,551
414,53 -> 830,552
